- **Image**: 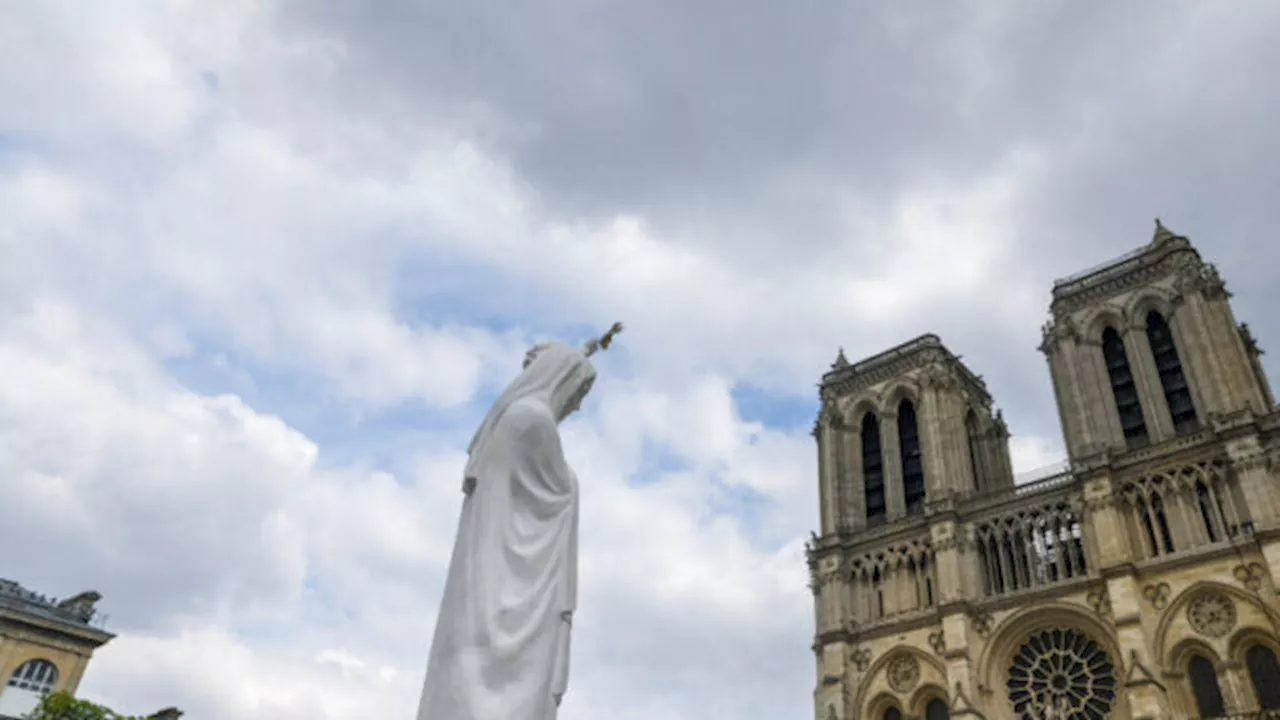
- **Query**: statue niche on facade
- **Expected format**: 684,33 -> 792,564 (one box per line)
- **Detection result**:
416,323 -> 623,720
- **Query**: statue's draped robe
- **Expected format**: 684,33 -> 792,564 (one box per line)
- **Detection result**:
418,343 -> 594,720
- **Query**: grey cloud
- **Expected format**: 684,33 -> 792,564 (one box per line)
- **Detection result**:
275,0 -> 1280,453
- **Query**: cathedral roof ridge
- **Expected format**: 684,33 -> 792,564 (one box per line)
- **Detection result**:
822,333 -> 942,379
1051,218 -> 1196,301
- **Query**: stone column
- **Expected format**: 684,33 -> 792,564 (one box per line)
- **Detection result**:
1165,304 -> 1211,427
882,411 -> 905,520
1121,328 -> 1165,444
940,611 -> 983,718
1107,570 -> 1170,719
919,384 -> 950,498
1082,471 -> 1132,568
843,422 -> 867,533
942,390 -> 969,496
1218,659 -> 1253,714
1082,339 -> 1126,452
1228,437 -> 1280,531
1201,292 -> 1266,414
1128,316 -> 1175,442
830,419 -> 851,534
931,519 -> 963,604
1174,292 -> 1233,414
816,419 -> 837,536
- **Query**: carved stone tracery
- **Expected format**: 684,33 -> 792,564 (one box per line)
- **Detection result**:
1007,627 -> 1117,720
886,653 -> 920,692
1186,591 -> 1237,638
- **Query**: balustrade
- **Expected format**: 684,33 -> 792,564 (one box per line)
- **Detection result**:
971,496 -> 1090,598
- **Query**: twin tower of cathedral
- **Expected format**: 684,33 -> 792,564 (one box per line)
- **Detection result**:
807,221 -> 1278,720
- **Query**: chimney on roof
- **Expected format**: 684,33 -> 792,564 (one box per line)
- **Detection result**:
56,591 -> 102,622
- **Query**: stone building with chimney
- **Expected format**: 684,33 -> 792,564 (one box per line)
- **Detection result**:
0,578 -> 183,719
807,221 -> 1280,719
0,579 -> 113,719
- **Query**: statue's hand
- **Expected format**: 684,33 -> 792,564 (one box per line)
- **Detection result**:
553,693 -> 564,707
462,476 -> 477,495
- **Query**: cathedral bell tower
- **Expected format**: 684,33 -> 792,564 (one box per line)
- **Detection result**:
814,335 -> 1015,537
1040,219 -> 1272,462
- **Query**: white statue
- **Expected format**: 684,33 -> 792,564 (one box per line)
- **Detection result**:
416,324 -> 622,720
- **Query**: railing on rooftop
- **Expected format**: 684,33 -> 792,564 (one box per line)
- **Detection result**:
1052,244 -> 1151,291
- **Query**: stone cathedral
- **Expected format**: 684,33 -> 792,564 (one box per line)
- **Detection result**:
807,221 -> 1280,720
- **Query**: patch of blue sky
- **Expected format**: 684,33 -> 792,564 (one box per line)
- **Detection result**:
701,477 -> 786,550
628,439 -> 689,486
159,336 -> 478,474
0,132 -> 57,170
390,247 -> 622,348
730,382 -> 816,433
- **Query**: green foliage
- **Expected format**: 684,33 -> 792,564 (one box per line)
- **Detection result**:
26,691 -> 145,720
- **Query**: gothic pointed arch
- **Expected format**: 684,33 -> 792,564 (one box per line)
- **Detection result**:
1166,637 -> 1225,717
1228,629 -> 1280,711
1145,310 -> 1199,434
976,602 -> 1126,720
862,411 -> 886,525
1187,653 -> 1226,717
908,684 -> 951,720
856,647 -> 949,719
1155,582 -> 1280,668
898,399 -> 926,515
1101,325 -> 1148,448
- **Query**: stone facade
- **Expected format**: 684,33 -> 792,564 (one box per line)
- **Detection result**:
0,580 -> 113,719
808,221 -> 1280,720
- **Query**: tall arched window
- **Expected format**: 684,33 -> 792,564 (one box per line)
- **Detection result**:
863,413 -> 886,525
6,658 -> 58,698
1146,311 -> 1198,434
966,410 -> 983,491
1246,644 -> 1280,709
925,698 -> 950,720
1102,327 -> 1148,449
1187,654 -> 1225,717
899,400 -> 926,515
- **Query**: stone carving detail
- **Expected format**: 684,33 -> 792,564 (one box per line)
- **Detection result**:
1087,587 -> 1112,618
1187,592 -> 1237,638
1234,563 -> 1267,592
1240,323 -> 1263,356
887,654 -> 921,693
850,647 -> 872,673
1039,314 -> 1079,354
928,630 -> 947,656
1173,258 -> 1230,301
1142,583 -> 1171,610
971,612 -> 994,637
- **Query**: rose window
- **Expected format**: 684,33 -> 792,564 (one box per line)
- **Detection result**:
1188,592 -> 1237,638
1007,628 -> 1116,719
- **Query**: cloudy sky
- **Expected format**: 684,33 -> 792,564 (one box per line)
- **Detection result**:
1,1 -> 1278,718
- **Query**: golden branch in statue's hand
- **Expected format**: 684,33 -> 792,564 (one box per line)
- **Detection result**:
599,322 -> 624,350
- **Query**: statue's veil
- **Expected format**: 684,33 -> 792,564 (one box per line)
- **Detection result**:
462,342 -> 595,492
